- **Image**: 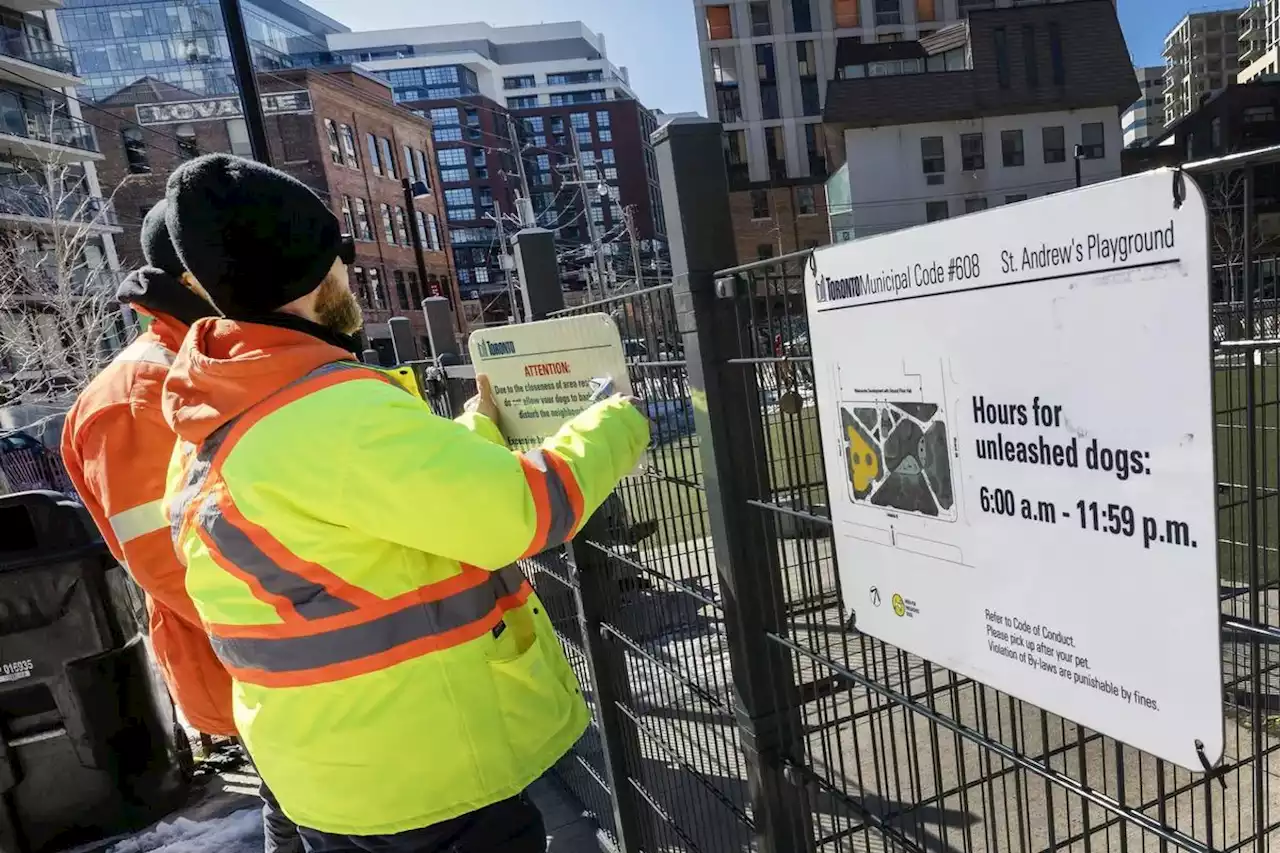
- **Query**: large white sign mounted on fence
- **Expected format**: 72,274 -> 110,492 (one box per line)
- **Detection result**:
805,169 -> 1222,770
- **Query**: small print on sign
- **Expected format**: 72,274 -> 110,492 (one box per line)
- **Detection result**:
468,314 -> 632,451
805,169 -> 1222,771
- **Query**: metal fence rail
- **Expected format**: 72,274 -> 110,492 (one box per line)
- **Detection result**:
422,134 -> 1280,853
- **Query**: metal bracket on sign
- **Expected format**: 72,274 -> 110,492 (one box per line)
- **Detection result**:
1195,739 -> 1226,789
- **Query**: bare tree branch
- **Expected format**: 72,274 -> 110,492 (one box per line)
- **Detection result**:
0,110 -> 132,416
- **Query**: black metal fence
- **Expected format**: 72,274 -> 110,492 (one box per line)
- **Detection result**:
418,139 -> 1280,852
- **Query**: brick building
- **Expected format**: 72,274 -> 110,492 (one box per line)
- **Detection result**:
92,65 -> 458,360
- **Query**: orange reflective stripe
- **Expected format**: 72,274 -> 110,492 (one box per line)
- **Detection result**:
518,454 -> 553,557
211,490 -> 383,612
208,567 -> 533,689
542,451 -> 585,538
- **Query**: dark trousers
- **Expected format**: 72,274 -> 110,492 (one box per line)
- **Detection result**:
237,738 -> 303,853
298,793 -> 547,853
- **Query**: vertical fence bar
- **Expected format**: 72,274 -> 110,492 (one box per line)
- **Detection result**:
567,517 -> 646,853
653,116 -> 814,853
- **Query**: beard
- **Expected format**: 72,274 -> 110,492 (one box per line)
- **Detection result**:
315,274 -> 364,336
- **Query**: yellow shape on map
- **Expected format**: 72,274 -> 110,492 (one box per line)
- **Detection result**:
845,422 -> 881,495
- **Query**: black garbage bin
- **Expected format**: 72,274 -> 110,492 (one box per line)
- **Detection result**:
0,491 -> 192,852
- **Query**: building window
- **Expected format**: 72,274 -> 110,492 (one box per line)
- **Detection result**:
416,150 -> 431,191
792,0 -> 813,32
507,95 -> 538,109
1244,105 -> 1276,123
403,144 -> 416,182
427,213 -> 443,251
438,148 -> 467,167
380,138 -> 398,179
875,0 -> 901,26
706,5 -> 733,38
175,124 -> 198,159
602,148 -> 616,164
226,119 -> 251,158
394,270 -> 408,308
351,266 -> 369,306
1048,22 -> 1064,85
921,136 -> 945,176
1022,24 -> 1038,89
1081,122 -> 1105,159
749,1 -> 772,35
440,169 -> 469,183
325,119 -> 342,165
1005,194 -> 1028,204
917,0 -> 936,22
504,75 -> 536,89
408,271 -> 423,305
341,195 -> 355,235
805,123 -> 826,176
369,267 -> 385,308
757,243 -> 775,260
926,201 -> 949,221
340,124 -> 359,169
834,0 -> 859,27
354,198 -> 373,241
961,133 -> 984,170
366,133 -> 381,176
964,197 -> 989,213
121,126 -> 149,173
1043,125 -> 1066,163
1001,129 -> 1024,167
751,189 -> 770,219
994,27 -> 1010,89
765,126 -> 786,178
395,207 -> 409,245
797,186 -> 816,215
380,203 -> 395,244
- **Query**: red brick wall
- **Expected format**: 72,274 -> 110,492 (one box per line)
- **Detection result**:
93,69 -> 460,346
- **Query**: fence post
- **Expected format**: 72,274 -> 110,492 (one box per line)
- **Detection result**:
652,117 -> 813,852
567,516 -> 646,852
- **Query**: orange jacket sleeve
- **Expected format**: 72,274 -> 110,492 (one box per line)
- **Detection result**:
63,399 -> 202,628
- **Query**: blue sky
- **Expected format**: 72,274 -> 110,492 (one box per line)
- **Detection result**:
305,0 -> 1192,114
305,0 -> 707,114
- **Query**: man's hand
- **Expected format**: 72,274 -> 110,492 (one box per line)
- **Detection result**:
464,374 -> 501,424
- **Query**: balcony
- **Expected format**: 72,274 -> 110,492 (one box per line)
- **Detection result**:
0,184 -> 119,231
0,28 -> 78,89
0,0 -> 63,11
0,108 -> 99,163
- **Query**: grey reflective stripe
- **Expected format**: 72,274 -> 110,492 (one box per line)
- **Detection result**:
524,449 -> 578,548
168,425 -> 232,543
166,361 -> 370,542
114,339 -> 174,367
209,565 -> 528,674
109,498 -> 167,543
195,494 -> 358,619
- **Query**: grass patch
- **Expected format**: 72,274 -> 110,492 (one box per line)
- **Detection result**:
619,406 -> 826,549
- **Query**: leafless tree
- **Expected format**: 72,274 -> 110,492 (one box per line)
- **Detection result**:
0,142 -> 131,427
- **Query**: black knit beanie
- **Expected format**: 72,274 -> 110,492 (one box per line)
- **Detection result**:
164,153 -> 342,318
140,199 -> 185,277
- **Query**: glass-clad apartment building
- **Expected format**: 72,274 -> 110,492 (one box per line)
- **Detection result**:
59,0 -> 347,101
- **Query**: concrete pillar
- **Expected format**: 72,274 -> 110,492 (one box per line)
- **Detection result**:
511,228 -> 564,321
388,316 -> 418,364
421,297 -> 460,360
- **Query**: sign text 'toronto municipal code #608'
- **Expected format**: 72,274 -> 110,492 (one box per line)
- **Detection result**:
468,314 -> 633,450
805,169 -> 1222,771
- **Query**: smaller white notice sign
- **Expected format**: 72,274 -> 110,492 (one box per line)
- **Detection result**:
468,314 -> 632,449
806,169 -> 1222,770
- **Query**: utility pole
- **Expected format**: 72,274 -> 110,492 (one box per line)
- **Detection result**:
401,177 -> 432,304
218,0 -> 271,165
486,207 -> 521,323
624,204 -> 643,291
506,120 -> 534,227
566,131 -> 609,302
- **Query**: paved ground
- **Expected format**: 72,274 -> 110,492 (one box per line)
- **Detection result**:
59,753 -> 603,853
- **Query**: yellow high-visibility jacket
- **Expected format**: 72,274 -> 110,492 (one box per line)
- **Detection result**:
160,318 -> 648,835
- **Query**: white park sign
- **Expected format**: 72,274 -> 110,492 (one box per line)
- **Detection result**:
805,169 -> 1222,770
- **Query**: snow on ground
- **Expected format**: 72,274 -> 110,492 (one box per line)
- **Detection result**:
107,809 -> 262,853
